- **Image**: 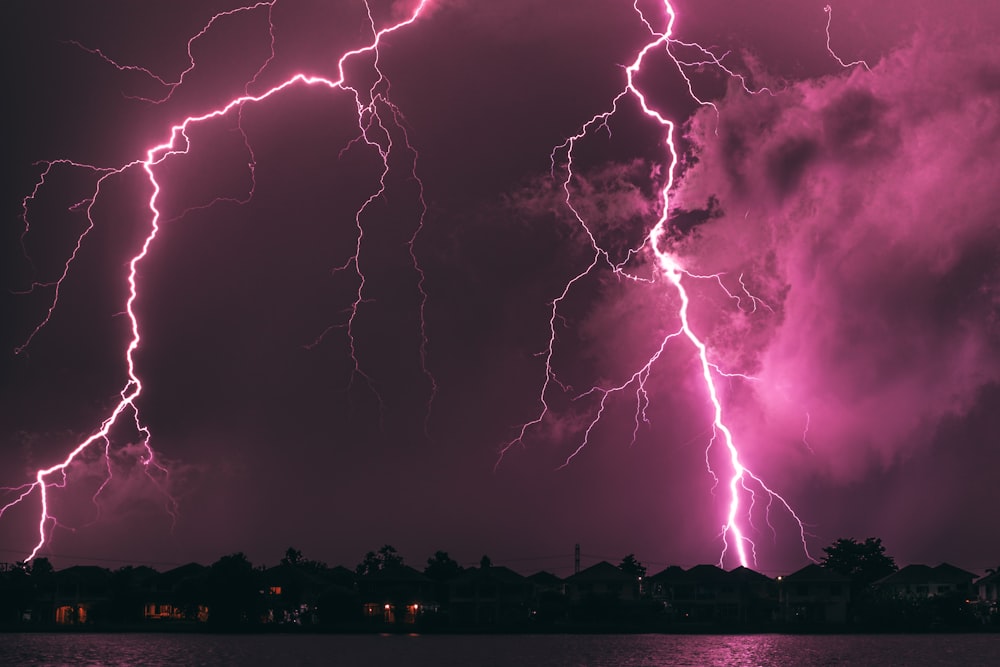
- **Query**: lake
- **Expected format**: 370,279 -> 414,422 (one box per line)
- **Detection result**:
2,632 -> 998,666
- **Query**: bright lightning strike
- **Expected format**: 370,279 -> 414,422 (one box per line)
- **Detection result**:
6,0 -> 858,569
4,0 -> 432,561
499,0 -> 819,568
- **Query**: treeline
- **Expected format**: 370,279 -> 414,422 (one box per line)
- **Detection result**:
0,539 -> 997,632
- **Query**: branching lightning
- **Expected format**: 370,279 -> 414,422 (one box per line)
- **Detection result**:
4,0 -> 432,561
498,0 -> 820,568
5,0 -> 864,567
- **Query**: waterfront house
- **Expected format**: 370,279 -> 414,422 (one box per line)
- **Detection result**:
875,563 -> 978,599
778,564 -> 851,624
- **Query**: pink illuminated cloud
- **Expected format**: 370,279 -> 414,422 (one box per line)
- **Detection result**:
671,21 -> 1000,480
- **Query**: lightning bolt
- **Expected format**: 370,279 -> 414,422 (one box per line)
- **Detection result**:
499,0 -> 818,568
4,0 -> 432,561
7,0 -> 841,569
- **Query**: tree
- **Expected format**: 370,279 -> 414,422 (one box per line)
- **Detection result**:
207,552 -> 262,627
618,554 -> 646,580
280,547 -> 327,574
30,558 -> 54,579
424,551 -> 462,582
355,544 -> 404,576
820,537 -> 897,587
281,547 -> 303,567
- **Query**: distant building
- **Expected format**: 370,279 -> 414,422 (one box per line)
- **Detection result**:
260,563 -> 333,625
976,570 -> 1000,604
648,564 -> 777,625
526,571 -> 567,624
564,561 -> 638,602
52,566 -> 111,625
875,563 -> 978,599
779,564 -> 851,624
358,565 -> 434,625
449,564 -> 532,627
144,563 -> 209,622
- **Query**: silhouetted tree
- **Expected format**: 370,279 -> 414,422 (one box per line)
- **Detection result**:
618,554 -> 646,580
29,558 -> 55,624
207,552 -> 261,627
281,547 -> 303,567
355,544 -> 404,576
820,537 -> 897,587
479,554 -> 492,569
30,558 -> 54,579
280,547 -> 328,575
424,551 -> 462,582
0,563 -> 33,625
104,566 -> 156,623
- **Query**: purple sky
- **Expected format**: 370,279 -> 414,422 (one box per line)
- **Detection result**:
3,0 -> 999,577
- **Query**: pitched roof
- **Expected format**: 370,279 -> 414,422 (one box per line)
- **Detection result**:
684,564 -> 730,583
729,566 -> 773,584
975,570 -> 1000,586
782,563 -> 851,583
877,563 -> 977,586
565,561 -> 633,583
452,565 -> 528,585
527,570 -> 563,586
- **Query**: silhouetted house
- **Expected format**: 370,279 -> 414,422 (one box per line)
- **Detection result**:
526,571 -> 567,624
729,565 -> 779,624
973,570 -> 999,625
106,565 -> 159,623
527,570 -> 564,595
647,564 -> 686,614
52,566 -> 111,625
564,561 -> 638,602
449,564 -> 532,627
358,565 -> 434,625
314,566 -> 359,626
779,564 -> 851,624
144,563 -> 209,622
976,571 -> 1000,604
648,564 -> 776,625
875,563 -> 978,599
655,564 -> 733,623
261,563 -> 331,625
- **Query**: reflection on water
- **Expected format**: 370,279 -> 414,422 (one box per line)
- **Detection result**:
2,632 -> 999,667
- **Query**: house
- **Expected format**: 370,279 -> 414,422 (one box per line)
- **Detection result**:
647,564 -> 775,625
973,570 -> 999,626
143,563 -> 209,622
779,564 -> 851,624
526,571 -> 566,624
261,563 -> 332,625
358,564 -> 434,625
449,564 -> 532,627
729,565 -> 779,624
564,561 -> 638,602
647,564 -> 686,612
875,563 -> 978,600
976,570 -> 999,604
52,566 -> 111,625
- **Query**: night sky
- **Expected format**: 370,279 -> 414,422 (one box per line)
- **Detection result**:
3,0 -> 999,577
